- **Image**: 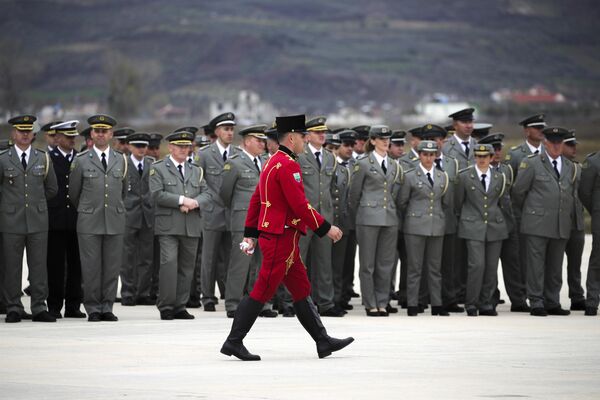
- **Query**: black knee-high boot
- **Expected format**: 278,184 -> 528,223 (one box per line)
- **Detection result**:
220,296 -> 264,361
293,296 -> 354,358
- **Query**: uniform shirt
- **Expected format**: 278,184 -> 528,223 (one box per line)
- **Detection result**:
372,150 -> 389,172
526,141 -> 542,155
169,155 -> 186,205
216,140 -> 231,160
57,147 -> 74,161
475,165 -> 491,192
454,133 -> 470,154
419,163 -> 435,183
242,148 -> 261,171
131,154 -> 145,173
93,145 -> 110,164
14,145 -> 31,165
545,152 -> 562,175
308,143 -> 323,165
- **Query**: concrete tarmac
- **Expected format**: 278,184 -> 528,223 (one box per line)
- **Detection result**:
1,237 -> 599,399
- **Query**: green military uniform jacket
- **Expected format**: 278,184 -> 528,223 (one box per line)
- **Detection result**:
124,155 -> 154,229
398,149 -> 419,170
332,158 -> 354,233
494,163 -> 516,232
438,155 -> 459,235
69,148 -> 128,235
579,152 -> 600,233
0,146 -> 58,233
442,135 -> 476,170
298,145 -> 336,221
504,142 -> 543,179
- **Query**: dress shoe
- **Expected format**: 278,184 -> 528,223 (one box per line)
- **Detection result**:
350,291 -> 360,298
88,312 -> 102,322
64,309 -> 86,318
390,291 -> 400,301
530,307 -> 548,317
365,309 -> 379,317
186,298 -> 201,308
546,307 -> 570,316
445,304 -> 464,313
338,302 -> 353,310
135,296 -> 156,306
33,311 -> 57,322
101,312 -> 119,321
259,309 -> 278,318
398,301 -> 408,309
21,311 -> 32,320
5,311 -> 21,323
160,310 -> 174,320
121,297 -> 136,306
407,306 -> 419,316
174,310 -> 195,319
319,307 -> 345,317
204,303 -> 216,312
466,309 -> 478,317
281,308 -> 295,317
417,304 -> 425,313
479,309 -> 498,316
585,307 -> 597,316
23,285 -> 31,296
510,304 -> 531,312
49,310 -> 62,319
226,310 -> 236,318
570,300 -> 586,311
431,306 -> 449,316
378,308 -> 389,317
498,299 -> 506,304
386,304 -> 398,313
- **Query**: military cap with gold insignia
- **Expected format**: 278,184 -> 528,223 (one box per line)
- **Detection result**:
148,133 -> 163,149
165,130 -> 194,146
40,121 -> 63,135
275,114 -> 307,134
448,108 -> 475,121
408,126 -> 424,139
209,112 -> 236,130
87,114 -> 117,129
369,125 -> 392,138
421,124 -> 447,139
194,134 -> 211,148
519,114 -> 546,128
391,130 -> 407,144
417,140 -> 438,152
325,133 -> 341,146
338,129 -> 357,144
126,132 -> 151,146
563,129 -> 577,145
542,126 -> 569,142
175,126 -> 199,135
113,127 -> 134,140
306,116 -> 328,132
239,124 -> 267,139
51,120 -> 79,136
473,143 -> 494,156
8,115 -> 37,131
351,125 -> 370,140
478,133 -> 505,147
472,123 -> 493,139
201,123 -> 215,137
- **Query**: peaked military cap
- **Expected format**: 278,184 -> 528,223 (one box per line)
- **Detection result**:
331,127 -> 347,134
417,140 -> 438,153
239,124 -> 267,139
209,112 -> 236,129
265,126 -> 278,140
478,133 -> 505,146
408,126 -> 424,139
80,126 -> 92,139
325,133 -> 341,146
195,134 -> 211,148
563,129 -> 577,144
148,133 -> 163,148
88,114 -> 116,129
40,121 -> 63,135
472,122 -> 493,139
421,124 -> 447,139
0,139 -> 11,150
306,116 -> 328,132
127,132 -> 151,145
113,127 -> 134,140
519,114 -> 546,128
51,120 -> 79,136
276,114 -> 306,134
338,129 -> 357,144
201,124 -> 215,137
352,125 -> 370,140
165,130 -> 194,146
473,143 -> 494,156
369,125 -> 392,138
448,108 -> 475,121
445,124 -> 456,134
175,126 -> 199,135
8,115 -> 37,131
390,130 -> 407,143
543,126 -> 568,142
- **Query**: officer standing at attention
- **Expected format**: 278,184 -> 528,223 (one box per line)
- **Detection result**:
46,121 -> 85,319
455,144 -> 509,316
39,121 -> 61,152
348,125 -> 403,316
69,114 -> 127,322
505,114 -> 546,178
397,127 -> 423,170
297,117 -> 344,317
220,125 -> 277,318
399,140 -> 449,317
1,115 -> 58,323
112,127 -> 134,155
120,132 -> 155,306
442,108 -> 476,170
149,131 -> 212,320
388,130 -> 406,160
512,127 -> 575,316
220,114 -> 351,361
197,112 -> 239,311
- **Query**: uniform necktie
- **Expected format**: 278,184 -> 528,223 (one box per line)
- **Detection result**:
341,161 -> 348,167
481,174 -> 487,191
315,151 -> 321,169
435,158 -> 442,170
177,164 -> 184,179
253,157 -> 260,173
462,141 -> 470,157
65,153 -> 71,163
138,162 -> 143,176
21,152 -> 27,170
222,150 -> 227,162
426,172 -> 434,187
534,149 -> 540,155
188,157 -> 193,164
101,152 -> 107,171
381,160 -> 387,175
552,160 -> 559,178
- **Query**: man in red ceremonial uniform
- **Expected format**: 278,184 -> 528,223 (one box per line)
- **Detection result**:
220,114 -> 354,361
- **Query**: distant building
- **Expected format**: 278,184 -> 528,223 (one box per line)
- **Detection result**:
491,85 -> 566,104
209,90 -> 277,126
326,107 -> 384,127
402,94 -> 472,125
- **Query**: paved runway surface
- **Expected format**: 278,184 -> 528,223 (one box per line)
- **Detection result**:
1,237 -> 599,399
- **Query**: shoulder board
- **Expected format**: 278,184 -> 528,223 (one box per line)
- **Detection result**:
199,146 -> 211,153
152,159 -> 165,165
527,153 -> 537,158
189,162 -> 199,167
228,153 -> 239,159
404,167 -> 416,174
357,154 -> 368,160
587,152 -> 596,158
76,150 -> 89,157
458,165 -> 474,174
35,148 -> 46,153
145,156 -> 156,162
510,145 -> 518,150
0,149 -> 8,155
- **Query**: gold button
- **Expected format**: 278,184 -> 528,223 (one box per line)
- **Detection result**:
105,184 -> 108,188
105,194 -> 108,197
484,212 -> 488,216
66,205 -> 70,208
484,196 -> 488,200
65,184 -> 69,188
25,184 -> 28,187
105,175 -> 108,178
383,206 -> 387,209
430,192 -> 434,196
25,194 -> 28,197
25,204 -> 28,207
383,189 -> 387,193
105,204 -> 108,208
429,213 -> 433,216
484,205 -> 488,208
383,197 -> 387,201
484,220 -> 488,224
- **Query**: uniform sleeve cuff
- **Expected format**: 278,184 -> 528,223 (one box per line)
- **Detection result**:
244,226 -> 260,238
314,220 -> 331,238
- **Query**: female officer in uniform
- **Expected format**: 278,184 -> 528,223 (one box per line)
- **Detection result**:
348,125 -> 403,316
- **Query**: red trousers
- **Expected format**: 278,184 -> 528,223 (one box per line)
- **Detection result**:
250,228 -> 311,303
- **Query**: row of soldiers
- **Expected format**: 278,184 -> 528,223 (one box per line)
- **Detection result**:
1,108 -> 599,323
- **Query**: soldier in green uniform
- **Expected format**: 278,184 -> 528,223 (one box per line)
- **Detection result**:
113,127 -> 134,155
69,114 -> 127,322
512,127 -> 575,316
398,127 -> 422,170
505,114 -> 546,178
442,108 -> 476,170
1,115 -> 58,323
39,121 -> 61,152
